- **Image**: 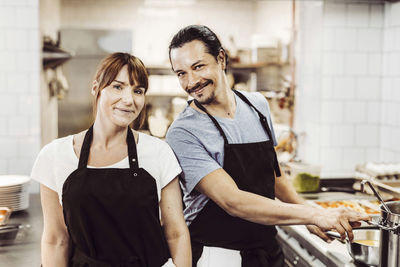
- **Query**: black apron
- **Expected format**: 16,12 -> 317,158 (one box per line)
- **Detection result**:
189,90 -> 284,267
62,126 -> 170,267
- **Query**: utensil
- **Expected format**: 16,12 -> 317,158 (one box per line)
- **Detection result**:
326,229 -> 380,266
376,201 -> 400,267
360,180 -> 391,214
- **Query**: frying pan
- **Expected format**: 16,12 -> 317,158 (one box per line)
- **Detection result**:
327,228 -> 380,266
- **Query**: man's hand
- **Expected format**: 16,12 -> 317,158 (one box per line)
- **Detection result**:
306,225 -> 334,243
311,207 -> 370,242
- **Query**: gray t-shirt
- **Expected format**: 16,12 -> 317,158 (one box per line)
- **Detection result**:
166,90 -> 277,225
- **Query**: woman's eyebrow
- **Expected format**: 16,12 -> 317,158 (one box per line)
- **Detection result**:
113,80 -> 126,85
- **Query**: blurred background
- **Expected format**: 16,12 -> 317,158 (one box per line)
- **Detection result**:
0,0 -> 399,192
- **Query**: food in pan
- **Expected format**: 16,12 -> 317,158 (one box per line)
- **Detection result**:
353,239 -> 379,247
314,200 -> 380,215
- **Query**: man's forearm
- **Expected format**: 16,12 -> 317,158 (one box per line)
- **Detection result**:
275,174 -> 307,205
227,190 -> 318,226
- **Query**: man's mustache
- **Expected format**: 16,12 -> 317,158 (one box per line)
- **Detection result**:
187,80 -> 212,94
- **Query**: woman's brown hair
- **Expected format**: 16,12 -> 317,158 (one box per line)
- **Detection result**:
92,52 -> 148,129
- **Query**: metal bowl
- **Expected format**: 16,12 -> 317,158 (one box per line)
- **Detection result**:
347,229 -> 380,266
0,224 -> 20,246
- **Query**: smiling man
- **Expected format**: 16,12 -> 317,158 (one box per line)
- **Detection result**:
166,25 -> 370,267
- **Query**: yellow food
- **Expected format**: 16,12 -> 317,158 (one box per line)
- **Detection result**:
354,240 -> 379,247
314,201 -> 380,215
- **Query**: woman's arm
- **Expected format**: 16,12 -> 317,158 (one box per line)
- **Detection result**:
40,184 -> 70,267
160,177 -> 191,267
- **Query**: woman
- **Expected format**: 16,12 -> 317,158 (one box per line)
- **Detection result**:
31,53 -> 191,267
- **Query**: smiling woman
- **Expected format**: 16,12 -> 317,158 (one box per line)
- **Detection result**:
30,52 -> 191,267
92,53 -> 149,130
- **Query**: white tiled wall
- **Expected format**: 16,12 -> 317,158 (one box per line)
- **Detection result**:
296,1 -> 384,177
0,0 -> 41,184
60,0 -> 256,66
381,2 -> 400,162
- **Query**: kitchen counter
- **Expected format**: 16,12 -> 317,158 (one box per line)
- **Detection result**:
0,194 -> 42,267
0,191 -> 377,267
277,190 -> 378,267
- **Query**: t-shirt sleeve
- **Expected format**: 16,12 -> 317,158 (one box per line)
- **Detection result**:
158,140 -> 182,189
254,92 -> 278,146
30,142 -> 57,192
166,126 -> 221,195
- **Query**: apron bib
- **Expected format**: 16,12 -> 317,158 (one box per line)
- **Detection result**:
62,126 -> 170,267
189,90 -> 284,267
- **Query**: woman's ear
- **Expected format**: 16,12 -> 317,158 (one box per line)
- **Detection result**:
91,80 -> 98,96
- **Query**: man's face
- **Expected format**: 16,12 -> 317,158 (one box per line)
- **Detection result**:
170,40 -> 225,105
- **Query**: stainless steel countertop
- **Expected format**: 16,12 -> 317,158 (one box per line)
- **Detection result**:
277,191 -> 378,267
0,192 -> 377,267
0,194 -> 42,267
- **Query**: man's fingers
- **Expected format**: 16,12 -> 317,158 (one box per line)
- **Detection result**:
340,218 -> 354,241
334,223 -> 347,240
350,221 -> 361,228
307,225 -> 333,243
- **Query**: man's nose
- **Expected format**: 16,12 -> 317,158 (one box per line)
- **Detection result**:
187,71 -> 200,89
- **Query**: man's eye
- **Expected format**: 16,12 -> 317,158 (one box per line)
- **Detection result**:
195,65 -> 204,70
177,72 -> 185,78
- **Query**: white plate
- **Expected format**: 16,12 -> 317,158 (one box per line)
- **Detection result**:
0,175 -> 30,187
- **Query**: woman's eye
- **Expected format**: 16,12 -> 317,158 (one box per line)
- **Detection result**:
113,84 -> 122,90
134,88 -> 144,94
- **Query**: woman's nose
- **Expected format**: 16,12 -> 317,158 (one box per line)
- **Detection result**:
121,88 -> 133,104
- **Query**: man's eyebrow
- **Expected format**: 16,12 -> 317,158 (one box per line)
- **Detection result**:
191,60 -> 202,68
173,60 -> 203,73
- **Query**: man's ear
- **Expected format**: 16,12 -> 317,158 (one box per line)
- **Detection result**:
218,49 -> 226,70
91,80 -> 98,96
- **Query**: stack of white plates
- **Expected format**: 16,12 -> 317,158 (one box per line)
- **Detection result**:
0,175 -> 30,211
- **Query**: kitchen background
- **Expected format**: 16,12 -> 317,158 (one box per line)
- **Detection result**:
0,0 -> 399,194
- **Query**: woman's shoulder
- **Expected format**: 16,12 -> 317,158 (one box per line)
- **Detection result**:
41,135 -> 74,155
138,131 -> 169,149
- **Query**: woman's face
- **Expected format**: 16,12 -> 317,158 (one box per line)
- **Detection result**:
96,65 -> 145,128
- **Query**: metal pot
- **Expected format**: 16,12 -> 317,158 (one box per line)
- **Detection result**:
327,228 -> 380,266
376,201 -> 400,267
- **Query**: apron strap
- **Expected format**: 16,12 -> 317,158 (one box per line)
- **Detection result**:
191,99 -> 229,145
232,90 -> 275,142
233,90 -> 281,177
78,125 -> 93,169
126,127 -> 139,170
78,125 -> 139,171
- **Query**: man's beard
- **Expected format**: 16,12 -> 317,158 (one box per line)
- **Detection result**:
198,90 -> 216,105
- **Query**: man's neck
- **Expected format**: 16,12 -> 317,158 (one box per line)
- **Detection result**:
201,87 -> 237,119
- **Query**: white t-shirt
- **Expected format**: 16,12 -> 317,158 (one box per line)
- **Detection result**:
31,132 -> 180,267
31,132 -> 182,205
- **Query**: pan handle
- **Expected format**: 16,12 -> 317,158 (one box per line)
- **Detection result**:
367,220 -> 400,232
325,231 -> 346,243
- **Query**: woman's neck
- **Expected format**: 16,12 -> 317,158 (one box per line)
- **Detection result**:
92,120 -> 128,150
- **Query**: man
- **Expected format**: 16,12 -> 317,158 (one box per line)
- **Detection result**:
166,25 -> 370,267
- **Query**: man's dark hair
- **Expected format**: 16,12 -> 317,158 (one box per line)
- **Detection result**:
169,25 -> 228,69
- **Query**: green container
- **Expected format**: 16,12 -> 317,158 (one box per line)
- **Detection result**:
292,172 -> 320,193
